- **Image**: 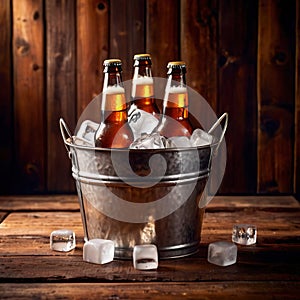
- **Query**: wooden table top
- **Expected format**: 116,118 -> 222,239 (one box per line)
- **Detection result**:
0,195 -> 299,299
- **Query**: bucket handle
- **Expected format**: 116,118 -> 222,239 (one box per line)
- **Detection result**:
59,118 -> 73,159
208,112 -> 228,155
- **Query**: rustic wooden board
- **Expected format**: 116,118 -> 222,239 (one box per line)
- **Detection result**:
12,0 -> 45,193
295,1 -> 300,197
76,0 -> 109,117
0,195 -> 297,212
0,0 -> 13,194
207,195 -> 300,208
110,0 -> 145,81
0,205 -> 299,254
181,0 -> 218,111
257,0 -> 295,193
146,0 -> 180,78
0,282 -> 299,300
218,0 -> 258,194
46,0 -> 76,192
0,250 -> 299,282
0,195 -> 79,211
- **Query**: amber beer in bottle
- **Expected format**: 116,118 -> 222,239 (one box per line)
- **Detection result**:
155,61 -> 193,137
94,59 -> 134,148
131,54 -> 160,115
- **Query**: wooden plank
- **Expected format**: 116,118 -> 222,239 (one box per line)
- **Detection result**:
207,195 -> 300,209
0,0 -> 13,194
110,0 -> 145,81
0,195 -> 79,211
295,0 -> 300,197
0,282 -> 299,299
0,194 -> 297,212
146,0 -> 180,78
46,0 -> 76,192
257,0 -> 295,193
76,0 -> 109,117
0,207 -> 299,253
0,250 -> 299,282
0,213 -> 8,224
218,0 -> 258,193
12,0 -> 45,193
181,0 -> 218,111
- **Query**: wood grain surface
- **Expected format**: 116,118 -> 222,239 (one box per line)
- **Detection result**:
0,195 -> 299,299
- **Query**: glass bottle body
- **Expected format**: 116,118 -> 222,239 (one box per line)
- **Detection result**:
95,60 -> 133,148
155,62 -> 193,138
131,54 -> 160,116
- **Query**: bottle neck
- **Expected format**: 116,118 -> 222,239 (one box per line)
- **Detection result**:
132,64 -> 154,100
163,71 -> 188,110
102,71 -> 127,114
103,71 -> 123,90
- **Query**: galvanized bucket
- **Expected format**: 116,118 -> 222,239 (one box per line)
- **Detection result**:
60,114 -> 227,259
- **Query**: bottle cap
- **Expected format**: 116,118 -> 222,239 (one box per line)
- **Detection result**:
103,59 -> 122,66
134,53 -> 151,60
167,61 -> 186,68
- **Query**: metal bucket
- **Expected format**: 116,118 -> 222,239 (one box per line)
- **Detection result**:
60,114 -> 227,259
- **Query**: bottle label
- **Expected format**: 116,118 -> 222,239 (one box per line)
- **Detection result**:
132,77 -> 154,98
102,86 -> 127,111
164,86 -> 188,108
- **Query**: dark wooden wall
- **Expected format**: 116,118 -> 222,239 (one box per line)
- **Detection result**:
0,0 -> 299,196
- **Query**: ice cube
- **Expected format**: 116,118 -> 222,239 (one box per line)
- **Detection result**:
76,119 -> 99,146
167,136 -> 192,148
73,136 -> 94,147
50,229 -> 76,252
133,244 -> 158,270
128,104 -> 159,140
83,239 -> 115,264
129,132 -> 166,149
190,128 -> 213,147
207,241 -> 237,266
232,224 -> 257,245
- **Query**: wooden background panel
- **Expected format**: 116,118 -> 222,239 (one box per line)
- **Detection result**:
0,0 -> 13,194
0,0 -> 298,196
218,0 -> 258,193
295,0 -> 300,197
147,0 -> 180,78
12,0 -> 45,193
76,0 -> 109,118
46,0 -> 76,192
257,0 -> 295,193
110,0 -> 145,81
181,0 -> 218,112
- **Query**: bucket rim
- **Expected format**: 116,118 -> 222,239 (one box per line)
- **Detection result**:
64,136 -> 218,153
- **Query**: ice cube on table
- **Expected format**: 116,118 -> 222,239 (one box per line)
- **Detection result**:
167,136 -> 192,148
50,229 -> 76,252
83,239 -> 115,265
133,244 -> 158,270
190,128 -> 213,147
232,224 -> 257,245
128,105 -> 159,140
207,241 -> 237,266
130,132 -> 166,149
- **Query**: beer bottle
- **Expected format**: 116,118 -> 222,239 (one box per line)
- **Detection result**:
128,54 -> 160,139
155,61 -> 193,138
131,54 -> 160,115
94,59 -> 134,148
